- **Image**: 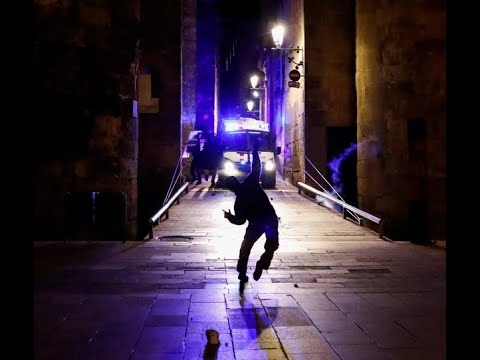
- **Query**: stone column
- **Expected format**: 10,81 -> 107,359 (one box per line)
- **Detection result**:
182,0 -> 197,180
356,0 -> 445,240
282,0 -> 305,185
304,0 -> 356,192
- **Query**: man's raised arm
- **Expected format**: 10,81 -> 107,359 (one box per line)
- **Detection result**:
245,138 -> 261,183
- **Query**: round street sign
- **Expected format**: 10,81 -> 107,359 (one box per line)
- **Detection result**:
289,69 -> 301,81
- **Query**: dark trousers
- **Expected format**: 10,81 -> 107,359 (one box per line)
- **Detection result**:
190,157 -> 197,181
237,215 -> 279,277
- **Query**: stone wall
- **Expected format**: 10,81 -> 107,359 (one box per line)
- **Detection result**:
34,0 -> 140,240
304,0 -> 356,193
137,0 -> 182,239
182,0 -> 198,180
196,0 -> 216,132
281,0 -> 305,185
356,0 -> 446,240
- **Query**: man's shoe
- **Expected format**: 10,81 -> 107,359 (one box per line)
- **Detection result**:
253,267 -> 263,281
238,274 -> 248,294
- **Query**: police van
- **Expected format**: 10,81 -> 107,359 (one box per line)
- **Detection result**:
217,117 -> 280,188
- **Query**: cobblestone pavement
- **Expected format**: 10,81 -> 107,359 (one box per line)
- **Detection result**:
34,180 -> 446,360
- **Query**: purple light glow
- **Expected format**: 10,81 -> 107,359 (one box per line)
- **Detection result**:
328,143 -> 357,196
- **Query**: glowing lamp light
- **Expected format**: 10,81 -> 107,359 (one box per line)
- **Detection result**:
252,90 -> 259,98
264,160 -> 275,171
246,100 -> 254,112
224,160 -> 238,176
224,160 -> 235,171
224,122 -> 239,132
271,25 -> 285,49
250,75 -> 259,89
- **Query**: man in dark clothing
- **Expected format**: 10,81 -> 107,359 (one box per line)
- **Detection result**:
223,140 -> 279,294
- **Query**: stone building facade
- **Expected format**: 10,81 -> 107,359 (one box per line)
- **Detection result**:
34,0 -> 141,240
268,0 -> 445,241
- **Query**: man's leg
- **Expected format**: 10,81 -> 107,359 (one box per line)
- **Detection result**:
254,217 -> 279,281
190,158 -> 196,183
210,168 -> 217,187
196,167 -> 202,184
237,224 -> 263,293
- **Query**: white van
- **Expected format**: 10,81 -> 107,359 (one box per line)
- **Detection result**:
217,117 -> 280,188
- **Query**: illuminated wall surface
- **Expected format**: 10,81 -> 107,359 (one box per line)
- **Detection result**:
355,0 -> 445,241
33,0 -> 445,242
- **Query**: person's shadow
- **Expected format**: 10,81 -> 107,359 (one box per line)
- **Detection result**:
202,295 -> 279,359
239,294 -> 278,344
203,329 -> 220,359
202,343 -> 220,360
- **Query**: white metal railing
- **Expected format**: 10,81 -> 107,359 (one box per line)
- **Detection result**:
305,156 -> 360,222
147,146 -> 190,239
297,181 -> 384,239
148,182 -> 189,239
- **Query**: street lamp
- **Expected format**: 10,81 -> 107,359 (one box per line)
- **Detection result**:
271,24 -> 303,68
246,100 -> 255,112
270,24 -> 304,88
250,75 -> 259,89
249,73 -> 266,121
271,25 -> 285,50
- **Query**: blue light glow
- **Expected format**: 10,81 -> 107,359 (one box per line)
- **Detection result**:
328,143 -> 357,195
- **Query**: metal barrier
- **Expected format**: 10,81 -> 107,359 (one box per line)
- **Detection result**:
148,182 -> 189,239
298,181 -> 384,239
147,143 -> 192,240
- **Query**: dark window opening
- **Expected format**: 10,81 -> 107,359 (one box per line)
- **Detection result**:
150,68 -> 160,98
66,192 -> 126,241
326,126 -> 357,206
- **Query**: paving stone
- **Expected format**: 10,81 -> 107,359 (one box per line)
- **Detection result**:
189,302 -> 226,313
322,327 -> 375,345
228,308 -> 272,329
183,344 -> 236,360
151,299 -> 190,315
331,344 -> 391,360
359,320 -> 421,348
235,349 -> 288,360
275,325 -> 326,340
293,293 -> 337,310
230,327 -> 278,342
385,348 -> 445,360
259,294 -> 299,307
186,320 -> 231,334
266,307 -> 312,326
286,353 -> 340,360
131,351 -> 186,360
135,326 -> 185,353
144,315 -> 188,326
185,330 -> 233,344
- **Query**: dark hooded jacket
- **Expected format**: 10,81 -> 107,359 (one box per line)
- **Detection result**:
227,149 -> 276,225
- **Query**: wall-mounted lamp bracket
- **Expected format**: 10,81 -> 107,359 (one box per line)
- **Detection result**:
271,45 -> 304,69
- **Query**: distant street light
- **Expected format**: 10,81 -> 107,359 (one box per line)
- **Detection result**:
246,100 -> 254,112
